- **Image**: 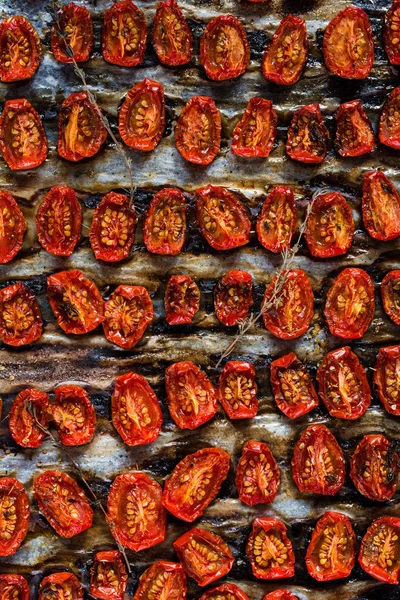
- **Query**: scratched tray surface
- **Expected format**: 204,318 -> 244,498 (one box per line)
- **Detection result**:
0,0 -> 400,598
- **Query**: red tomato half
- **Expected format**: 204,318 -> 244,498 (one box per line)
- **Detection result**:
0,191 -> 26,264
38,573 -> 83,600
236,440 -> 280,506
262,15 -> 308,85
175,96 -> 221,165
0,282 -> 43,347
119,79 -> 165,151
305,192 -> 354,258
200,584 -> 250,600
214,270 -> 253,326
381,270 -> 400,326
33,470 -> 93,538
200,15 -> 249,81
111,371 -> 162,446
374,345 -> 400,415
247,517 -> 295,580
379,88 -> 400,149
102,0 -> 147,67
0,99 -> 47,170
385,1 -> 400,65
9,388 -> 50,448
256,186 -> 297,254
270,353 -> 319,419
263,592 -> 298,600
334,100 -> 374,157
89,192 -> 135,262
359,517 -> 400,584
350,434 -> 398,502
52,385 -> 96,446
51,2 -> 93,63
362,171 -> 400,241
144,188 -> 186,255
232,98 -> 277,158
0,478 -> 29,557
152,0 -> 193,66
165,275 -> 200,325
162,447 -> 230,522
0,16 -> 41,82
286,104 -> 328,164
103,285 -> 153,349
218,361 -> 258,419
306,512 -> 355,581
133,562 -> 187,600
91,551 -> 128,600
292,424 -> 345,495
0,575 -> 29,600
36,186 -> 82,257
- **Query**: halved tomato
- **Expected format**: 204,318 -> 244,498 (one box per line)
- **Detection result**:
270,352 -> 319,419
0,16 -> 41,82
144,188 -> 186,255
102,0 -> 147,67
247,517 -> 295,580
214,270 -> 253,326
103,285 -> 153,348
0,99 -> 47,170
381,270 -> 400,326
165,275 -> 199,325
256,186 -> 297,253
175,96 -> 221,165
38,573 -> 83,600
292,424 -> 345,495
374,345 -> 400,415
200,584 -> 250,600
47,270 -> 104,335
119,79 -> 165,151
133,562 -> 187,600
36,186 -> 82,257
262,15 -> 308,85
359,517 -> 400,584
350,434 -> 398,502
200,15 -> 249,81
9,388 -> 50,448
385,1 -> 400,65
165,361 -> 218,429
51,2 -> 93,63
0,575 -> 29,600
196,186 -> 250,250
334,100 -> 374,157
58,92 -> 107,162
305,192 -> 354,258
33,470 -> 93,538
91,550 -> 128,600
218,360 -> 258,419
52,385 -> 96,446
0,282 -> 43,347
262,269 -> 314,340
236,440 -> 280,506
323,7 -> 374,79
107,472 -> 166,552
111,371 -> 162,446
152,0 -> 193,66
0,191 -> 26,264
89,192 -> 135,262
0,478 -> 29,557
324,268 -> 375,339
286,104 -> 328,164
305,511 -> 355,581
162,447 -> 230,522
362,171 -> 400,241
263,592 -> 298,600
232,98 -> 277,158
379,88 -> 400,149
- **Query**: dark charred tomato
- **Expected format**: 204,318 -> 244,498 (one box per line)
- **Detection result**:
256,186 -> 297,253
103,285 -> 153,349
379,88 -> 400,149
263,592 -> 298,600
162,447 -> 230,522
133,562 -> 187,600
286,104 -> 328,164
359,517 -> 400,584
119,79 -> 165,151
262,269 -> 314,340
107,472 -> 166,552
196,186 -> 250,250
0,478 -> 29,557
91,551 -> 128,600
111,371 -> 162,446
232,98 -> 277,158
305,192 -> 354,258
374,345 -> 400,415
262,15 -> 308,85
0,191 -> 26,264
324,268 -> 375,339
335,100 -> 374,157
382,270 -> 400,326
236,440 -> 280,506
306,512 -> 355,581
89,192 -> 135,262
0,16 -> 41,82
200,585 -> 250,600
51,3 -> 93,63
165,275 -> 200,325
218,361 -> 258,419
9,388 -> 50,448
52,385 -> 96,446
58,92 -> 107,162
102,0 -> 147,66
144,188 -> 186,255
200,15 -> 249,81
385,1 -> 400,65
362,171 -> 400,241
292,424 -> 345,495
0,282 -> 43,347
173,528 -> 233,586
38,573 -> 83,600
0,99 -> 47,170
175,96 -> 221,165
350,434 -> 398,502
270,353 -> 319,419
33,470 -> 93,538
214,270 -> 253,327
0,575 -> 30,600
47,270 -> 104,335
165,361 -> 218,430
247,517 -> 295,580
36,186 -> 82,257
152,0 -> 193,66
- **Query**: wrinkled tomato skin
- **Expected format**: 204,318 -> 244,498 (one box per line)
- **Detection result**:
89,192 -> 135,262
232,98 -> 277,158
162,447 -> 230,522
381,270 -> 400,326
102,0 -> 147,67
52,385 -> 96,446
262,15 -> 308,86
165,275 -> 200,325
133,562 -> 187,600
379,88 -> 400,149
103,285 -> 153,349
0,478 -> 30,557
306,511 -> 356,582
263,592 -> 298,600
0,282 -> 43,347
0,192 -> 26,264
9,388 -> 50,448
247,518 -> 295,580
119,79 -> 165,151
36,186 -> 82,257
111,371 -> 162,446
218,361 -> 258,419
236,440 -> 280,506
38,573 -> 83,600
305,192 -> 354,258
144,188 -> 186,255
91,551 -> 128,600
374,345 -> 400,415
175,96 -> 221,165
152,0 -> 193,66
0,16 -> 41,82
362,171 -> 400,241
200,15 -> 250,81
359,517 -> 400,584
0,575 -> 30,600
0,99 -> 47,170
51,3 -> 93,63
257,186 -> 297,254
385,1 -> 400,65
335,100 -> 374,157
286,103 -> 328,164
270,352 -> 319,419
350,434 -> 398,501
214,270 -> 253,326
200,584 -> 250,600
